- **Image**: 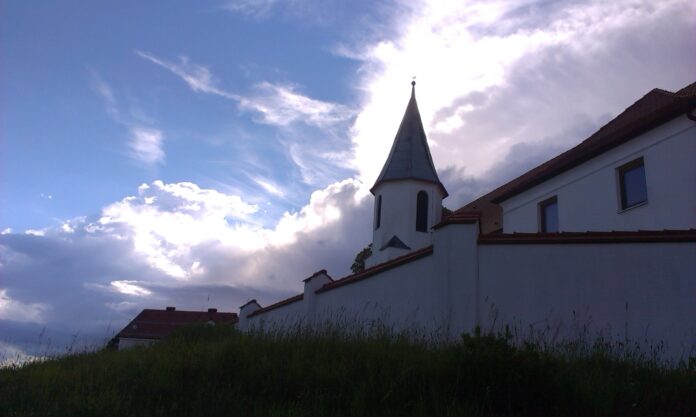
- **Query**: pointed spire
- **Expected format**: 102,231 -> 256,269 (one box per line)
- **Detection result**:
371,82 -> 448,197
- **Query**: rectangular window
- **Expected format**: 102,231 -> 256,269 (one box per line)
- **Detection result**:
539,196 -> 558,233
618,158 -> 647,210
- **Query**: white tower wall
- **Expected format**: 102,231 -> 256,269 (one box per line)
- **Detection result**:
367,180 -> 444,267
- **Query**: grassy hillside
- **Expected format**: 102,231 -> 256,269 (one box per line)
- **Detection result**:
1,325 -> 695,417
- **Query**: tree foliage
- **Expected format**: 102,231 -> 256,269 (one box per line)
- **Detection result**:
351,243 -> 373,274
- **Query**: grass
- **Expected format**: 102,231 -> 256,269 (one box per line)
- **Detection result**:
1,325 -> 695,417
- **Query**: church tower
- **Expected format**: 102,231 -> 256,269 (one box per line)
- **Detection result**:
366,82 -> 448,268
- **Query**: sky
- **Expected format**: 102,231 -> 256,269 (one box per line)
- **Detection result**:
1,0 -> 694,361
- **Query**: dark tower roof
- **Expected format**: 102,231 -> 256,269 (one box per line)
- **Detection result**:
371,82 -> 448,197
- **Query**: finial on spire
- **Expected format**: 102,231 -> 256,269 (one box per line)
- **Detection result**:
411,80 -> 416,87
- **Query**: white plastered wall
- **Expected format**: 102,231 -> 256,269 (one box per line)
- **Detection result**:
477,241 -> 696,358
313,255 -> 448,335
245,298 -> 305,331
500,116 -> 696,233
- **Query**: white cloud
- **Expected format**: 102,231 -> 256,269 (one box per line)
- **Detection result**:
0,289 -> 48,324
129,127 -> 165,165
136,50 -> 239,100
24,229 -> 46,237
90,179 -> 367,281
347,0 -> 696,190
251,176 -> 286,198
110,280 -> 152,297
137,51 -> 352,129
89,70 -> 120,121
223,0 -> 280,18
239,82 -> 354,128
105,301 -> 138,313
89,71 -> 167,166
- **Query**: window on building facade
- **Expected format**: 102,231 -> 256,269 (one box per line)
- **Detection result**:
539,196 -> 558,233
416,191 -> 428,232
618,158 -> 647,210
375,195 -> 382,230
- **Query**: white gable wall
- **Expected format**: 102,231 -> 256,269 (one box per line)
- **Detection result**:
500,116 -> 696,233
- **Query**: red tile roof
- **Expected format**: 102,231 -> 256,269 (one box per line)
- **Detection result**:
478,229 -> 696,244
316,245 -> 434,294
444,82 -> 696,233
117,308 -> 238,340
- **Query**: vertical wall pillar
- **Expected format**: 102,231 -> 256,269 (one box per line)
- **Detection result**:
432,216 -> 481,339
302,270 -> 333,326
238,300 -> 262,332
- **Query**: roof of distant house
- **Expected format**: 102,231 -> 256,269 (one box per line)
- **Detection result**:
117,307 -> 237,340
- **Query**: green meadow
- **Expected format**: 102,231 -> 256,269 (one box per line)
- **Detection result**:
1,325 -> 695,417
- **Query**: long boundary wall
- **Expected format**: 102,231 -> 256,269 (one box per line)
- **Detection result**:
240,224 -> 696,358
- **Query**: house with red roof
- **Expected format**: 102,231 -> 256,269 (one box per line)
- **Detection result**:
115,306 -> 237,350
239,81 -> 696,358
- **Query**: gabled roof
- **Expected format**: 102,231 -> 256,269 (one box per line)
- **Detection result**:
371,82 -> 448,197
444,81 -> 696,233
116,308 -> 237,340
488,82 -> 696,204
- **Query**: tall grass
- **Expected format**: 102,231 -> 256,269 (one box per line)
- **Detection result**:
0,325 -> 694,417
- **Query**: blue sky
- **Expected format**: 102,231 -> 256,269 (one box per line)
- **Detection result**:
1,0 -> 695,361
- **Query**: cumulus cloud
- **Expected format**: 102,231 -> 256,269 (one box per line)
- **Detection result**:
0,289 -> 48,324
347,0 -> 696,201
0,179 -> 373,354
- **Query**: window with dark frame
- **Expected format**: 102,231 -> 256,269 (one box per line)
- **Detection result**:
618,158 -> 647,210
539,196 -> 558,233
416,191 -> 428,232
375,195 -> 382,230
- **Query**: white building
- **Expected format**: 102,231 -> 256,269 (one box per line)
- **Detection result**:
239,81 -> 696,358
